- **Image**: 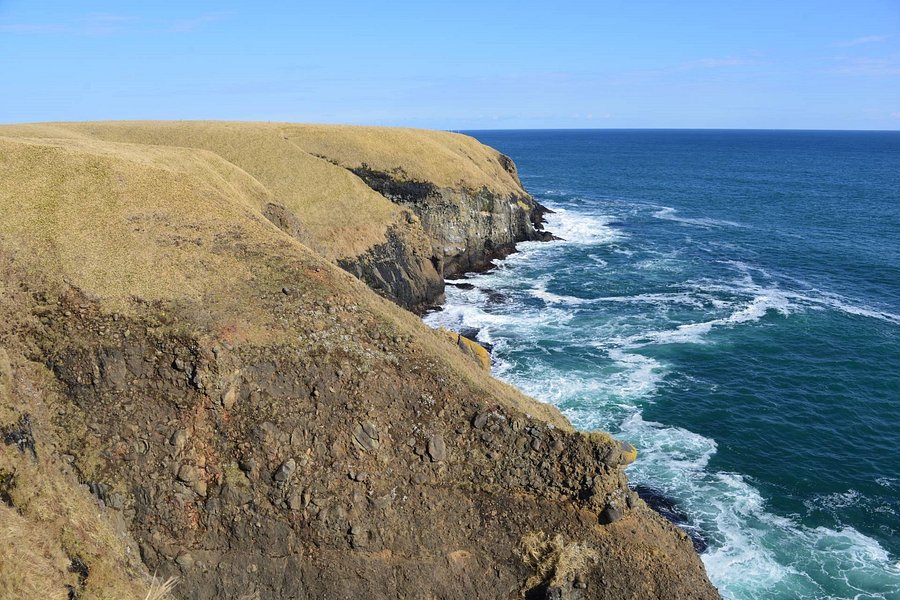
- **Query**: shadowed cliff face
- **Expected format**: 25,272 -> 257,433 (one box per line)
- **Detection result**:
0,123 -> 719,600
337,219 -> 446,314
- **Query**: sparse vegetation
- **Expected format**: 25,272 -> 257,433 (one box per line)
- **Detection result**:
144,576 -> 178,600
520,531 -> 599,592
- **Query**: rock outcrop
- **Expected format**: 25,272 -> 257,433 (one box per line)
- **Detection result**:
438,328 -> 492,371
276,123 -> 554,278
0,123 -> 719,599
348,162 -> 553,278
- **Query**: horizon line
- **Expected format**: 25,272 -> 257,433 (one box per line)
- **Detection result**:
453,126 -> 900,133
2,119 -> 898,134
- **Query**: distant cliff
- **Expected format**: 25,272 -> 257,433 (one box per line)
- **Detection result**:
0,122 -> 718,600
280,124 -> 554,280
13,122 -> 550,313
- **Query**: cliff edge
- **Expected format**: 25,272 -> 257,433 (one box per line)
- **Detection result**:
2,121 -> 551,313
0,123 -> 718,599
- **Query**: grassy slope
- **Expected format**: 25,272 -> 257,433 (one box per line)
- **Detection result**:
278,123 -> 526,194
59,121 -> 527,196
0,122 -> 529,262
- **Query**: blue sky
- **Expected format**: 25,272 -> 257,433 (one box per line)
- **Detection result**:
1,1 -> 899,129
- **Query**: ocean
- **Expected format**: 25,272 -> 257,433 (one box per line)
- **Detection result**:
423,130 -> 900,599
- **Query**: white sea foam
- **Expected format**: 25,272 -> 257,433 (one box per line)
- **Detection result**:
593,291 -> 712,309
805,488 -> 898,522
810,292 -> 900,326
692,260 -> 900,325
543,206 -> 622,245
654,206 -> 750,229
635,257 -> 684,272
719,259 -> 777,281
603,349 -> 665,399
486,347 -> 667,436
807,489 -> 865,511
610,245 -> 636,256
619,413 -> 900,600
587,254 -> 608,267
691,274 -> 900,326
602,291 -> 792,348
424,284 -> 578,355
425,301 -> 541,331
529,276 -> 589,306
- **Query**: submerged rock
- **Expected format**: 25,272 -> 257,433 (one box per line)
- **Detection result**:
633,485 -> 709,553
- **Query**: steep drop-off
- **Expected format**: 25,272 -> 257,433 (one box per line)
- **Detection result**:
0,124 -> 718,599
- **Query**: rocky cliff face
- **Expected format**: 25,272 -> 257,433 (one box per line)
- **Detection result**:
349,162 -> 553,279
336,220 -> 445,313
0,123 -> 719,600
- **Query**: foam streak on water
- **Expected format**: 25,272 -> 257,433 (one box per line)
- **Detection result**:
425,132 -> 900,600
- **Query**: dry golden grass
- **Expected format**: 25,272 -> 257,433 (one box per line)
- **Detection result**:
0,122 -> 402,261
33,121 -> 526,195
0,134 -> 292,325
0,121 -> 530,261
278,123 -> 526,195
0,504 -> 72,600
144,576 -> 178,600
520,531 -> 599,590
55,121 -> 407,259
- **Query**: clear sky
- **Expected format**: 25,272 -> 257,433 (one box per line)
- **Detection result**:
1,1 -> 899,129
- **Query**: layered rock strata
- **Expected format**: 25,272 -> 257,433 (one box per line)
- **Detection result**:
349,162 -> 554,279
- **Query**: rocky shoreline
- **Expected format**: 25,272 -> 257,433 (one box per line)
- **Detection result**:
0,122 -> 719,599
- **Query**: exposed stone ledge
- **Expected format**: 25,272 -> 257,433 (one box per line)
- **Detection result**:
350,164 -> 555,282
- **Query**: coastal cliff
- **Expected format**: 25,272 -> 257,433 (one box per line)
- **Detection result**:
0,123 -> 718,599
281,124 -> 553,278
7,122 -> 549,313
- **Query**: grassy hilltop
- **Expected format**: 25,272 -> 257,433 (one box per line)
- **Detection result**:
1,121 -> 527,262
0,122 -> 718,599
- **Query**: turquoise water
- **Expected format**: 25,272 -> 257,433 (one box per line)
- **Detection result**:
424,130 -> 900,599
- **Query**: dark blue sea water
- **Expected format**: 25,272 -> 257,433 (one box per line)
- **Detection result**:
425,130 -> 900,599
